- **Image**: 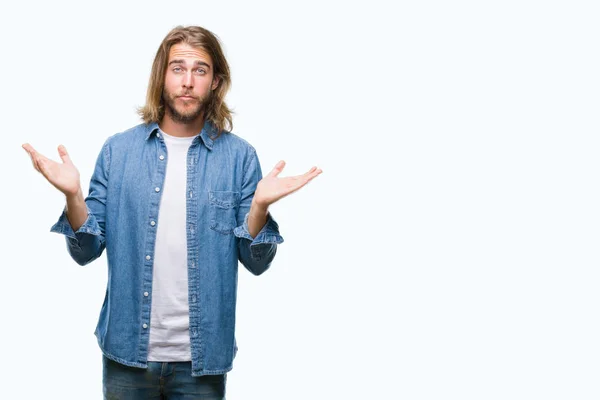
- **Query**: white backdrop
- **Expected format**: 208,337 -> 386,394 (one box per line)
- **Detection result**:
2,0 -> 600,399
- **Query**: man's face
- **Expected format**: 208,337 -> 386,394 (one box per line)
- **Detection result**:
163,43 -> 219,124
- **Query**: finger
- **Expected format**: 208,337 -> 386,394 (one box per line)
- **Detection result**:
302,166 -> 322,176
36,157 -> 48,175
305,171 -> 321,183
57,144 -> 72,164
23,145 -> 41,173
298,169 -> 322,187
35,152 -> 50,173
30,156 -> 41,173
23,144 -> 51,163
285,169 -> 321,185
22,143 -> 35,153
294,168 -> 322,181
23,144 -> 51,175
30,154 -> 42,173
267,160 -> 286,178
22,143 -> 39,160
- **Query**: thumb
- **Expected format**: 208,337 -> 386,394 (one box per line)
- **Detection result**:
58,145 -> 72,164
267,160 -> 286,178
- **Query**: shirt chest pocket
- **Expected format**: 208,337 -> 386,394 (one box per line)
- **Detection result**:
208,190 -> 241,234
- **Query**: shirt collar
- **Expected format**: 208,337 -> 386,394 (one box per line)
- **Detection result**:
145,120 -> 216,150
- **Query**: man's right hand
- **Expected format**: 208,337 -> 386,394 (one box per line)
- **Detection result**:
22,143 -> 81,197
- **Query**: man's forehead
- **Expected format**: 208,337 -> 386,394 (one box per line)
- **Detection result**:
168,43 -> 212,64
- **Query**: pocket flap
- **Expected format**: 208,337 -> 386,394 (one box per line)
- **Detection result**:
208,190 -> 241,208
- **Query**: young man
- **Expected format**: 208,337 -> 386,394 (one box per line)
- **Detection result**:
23,25 -> 321,399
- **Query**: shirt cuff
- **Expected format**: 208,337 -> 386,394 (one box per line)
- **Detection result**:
50,206 -> 102,242
233,211 -> 284,246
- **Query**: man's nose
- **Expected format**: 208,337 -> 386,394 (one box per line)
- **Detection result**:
183,71 -> 194,88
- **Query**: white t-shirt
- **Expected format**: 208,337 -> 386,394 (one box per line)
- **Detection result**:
147,129 -> 195,361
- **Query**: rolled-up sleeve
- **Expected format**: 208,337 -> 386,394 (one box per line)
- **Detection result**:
50,138 -> 110,266
233,149 -> 284,275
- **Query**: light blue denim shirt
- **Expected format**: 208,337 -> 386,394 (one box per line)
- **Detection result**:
50,121 -> 284,376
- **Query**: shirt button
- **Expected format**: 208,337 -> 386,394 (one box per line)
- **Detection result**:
159,155 -> 164,160
156,133 -> 161,138
146,255 -> 151,260
150,221 -> 156,226
144,292 -> 149,297
155,187 -> 160,192
143,323 -> 148,329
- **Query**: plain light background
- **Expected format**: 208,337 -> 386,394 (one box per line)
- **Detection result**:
2,0 -> 600,398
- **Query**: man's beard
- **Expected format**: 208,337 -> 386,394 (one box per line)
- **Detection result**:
163,89 -> 213,124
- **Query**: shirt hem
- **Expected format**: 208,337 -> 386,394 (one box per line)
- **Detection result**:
95,331 -> 235,376
191,365 -> 234,377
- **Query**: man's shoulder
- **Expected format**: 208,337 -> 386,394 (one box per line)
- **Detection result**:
105,123 -> 151,147
216,130 -> 256,155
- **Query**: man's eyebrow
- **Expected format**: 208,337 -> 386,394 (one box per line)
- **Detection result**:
168,60 -> 211,69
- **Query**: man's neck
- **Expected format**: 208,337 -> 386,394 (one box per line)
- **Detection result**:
159,112 -> 205,138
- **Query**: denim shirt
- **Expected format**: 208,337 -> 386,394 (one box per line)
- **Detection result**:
50,121 -> 284,376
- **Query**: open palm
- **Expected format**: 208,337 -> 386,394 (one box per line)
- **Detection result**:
254,161 -> 322,208
22,143 -> 81,197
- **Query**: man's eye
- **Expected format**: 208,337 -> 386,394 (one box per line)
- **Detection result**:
196,69 -> 206,74
173,67 -> 183,72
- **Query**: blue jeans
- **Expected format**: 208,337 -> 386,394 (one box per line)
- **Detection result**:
102,355 -> 227,399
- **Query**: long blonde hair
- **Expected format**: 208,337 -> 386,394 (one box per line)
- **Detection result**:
138,25 -> 233,136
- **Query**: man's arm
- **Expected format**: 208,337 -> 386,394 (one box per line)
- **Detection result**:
50,139 -> 111,266
233,146 -> 322,275
247,199 -> 268,238
233,150 -> 283,276
65,188 -> 89,232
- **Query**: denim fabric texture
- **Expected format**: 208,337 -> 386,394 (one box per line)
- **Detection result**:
50,121 -> 284,376
102,355 -> 227,399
